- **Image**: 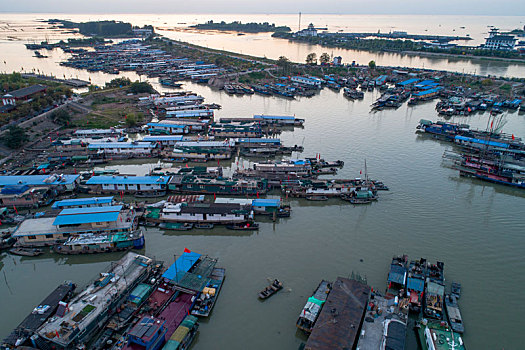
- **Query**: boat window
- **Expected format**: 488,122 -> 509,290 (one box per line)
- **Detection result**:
45,234 -> 54,239
27,235 -> 36,240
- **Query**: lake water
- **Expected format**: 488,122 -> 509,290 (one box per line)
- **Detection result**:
1,13 -> 525,350
1,13 -> 525,77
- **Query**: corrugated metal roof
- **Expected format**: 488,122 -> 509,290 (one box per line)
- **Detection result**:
88,142 -> 156,149
398,78 -> 419,86
0,175 -> 79,186
58,205 -> 122,215
252,199 -> 280,207
3,84 -> 46,99
86,176 -> 170,185
53,206 -> 122,225
162,251 -> 201,282
52,196 -> 113,208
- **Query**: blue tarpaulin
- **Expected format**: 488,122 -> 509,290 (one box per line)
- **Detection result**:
162,251 -> 201,282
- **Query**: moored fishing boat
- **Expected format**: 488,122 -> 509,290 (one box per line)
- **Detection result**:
305,195 -> 328,201
194,223 -> 214,229
161,315 -> 199,350
191,267 -> 225,317
258,279 -> 283,300
159,222 -> 194,230
296,280 -> 331,333
226,221 -> 259,230
9,247 -> 44,256
53,230 -> 145,255
445,293 -> 464,334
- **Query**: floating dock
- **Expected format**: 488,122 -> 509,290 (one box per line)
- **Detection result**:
305,277 -> 370,350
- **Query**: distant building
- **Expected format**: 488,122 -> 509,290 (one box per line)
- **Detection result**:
2,84 -> 47,106
296,23 -> 318,37
483,28 -> 516,50
333,56 -> 343,65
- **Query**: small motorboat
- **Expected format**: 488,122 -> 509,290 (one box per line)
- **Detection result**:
195,223 -> 214,229
0,237 -> 16,250
305,195 -> 328,201
258,279 -> 283,300
226,222 -> 259,230
451,282 -> 461,299
159,222 -> 193,231
9,247 -> 44,257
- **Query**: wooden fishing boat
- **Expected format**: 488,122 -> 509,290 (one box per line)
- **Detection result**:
305,195 -> 328,201
9,247 -> 44,257
159,222 -> 194,231
226,222 -> 259,230
258,279 -> 283,300
191,267 -> 225,317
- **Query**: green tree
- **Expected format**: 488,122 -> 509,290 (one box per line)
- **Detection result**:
3,125 -> 28,149
129,81 -> 154,94
306,53 -> 317,65
319,53 -> 331,65
125,114 -> 137,127
51,109 -> 71,126
368,60 -> 376,69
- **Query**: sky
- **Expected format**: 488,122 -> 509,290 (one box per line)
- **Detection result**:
1,0 -> 525,16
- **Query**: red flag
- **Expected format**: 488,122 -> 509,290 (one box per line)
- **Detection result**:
256,191 -> 259,198
0,219 -> 2,225
213,193 -> 216,200
184,248 -> 192,253
74,168 -> 77,174
360,170 -> 362,174
217,159 -> 220,166
13,205 -> 18,214
185,163 -> 189,168
42,168 -> 45,174
512,134 -> 515,140
490,120 -> 494,129
120,191 -> 123,199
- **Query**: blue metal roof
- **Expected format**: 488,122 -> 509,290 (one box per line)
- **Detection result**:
252,199 -> 280,207
253,115 -> 295,120
414,79 -> 435,87
52,196 -> 114,209
413,87 -> 442,97
398,78 -> 419,86
0,175 -> 79,187
53,205 -> 122,225
162,251 -> 201,282
407,277 -> 425,292
147,122 -> 187,129
143,135 -> 184,142
387,264 -> 407,285
86,176 -> 170,185
455,135 -> 510,149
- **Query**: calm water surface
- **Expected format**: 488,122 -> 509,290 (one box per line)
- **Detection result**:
1,83 -> 525,349
0,13 -> 524,350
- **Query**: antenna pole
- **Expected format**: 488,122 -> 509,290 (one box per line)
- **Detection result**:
298,12 -> 302,31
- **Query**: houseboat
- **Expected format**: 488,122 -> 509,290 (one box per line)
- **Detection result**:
147,121 -> 190,135
252,115 -> 305,127
296,280 -> 331,333
0,174 -> 80,194
88,142 -> 159,157
209,123 -> 262,138
73,128 -> 125,139
417,319 -> 465,350
12,205 -> 139,249
36,253 -> 154,349
147,202 -> 253,225
407,258 -> 427,313
86,176 -> 170,196
445,293 -> 464,334
423,261 -> 445,320
124,316 -> 168,350
168,176 -> 267,196
51,196 -> 114,210
386,254 -> 408,299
